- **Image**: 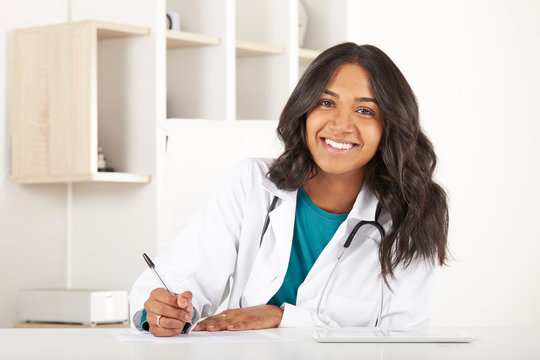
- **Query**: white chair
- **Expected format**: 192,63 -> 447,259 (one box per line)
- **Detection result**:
160,119 -> 283,252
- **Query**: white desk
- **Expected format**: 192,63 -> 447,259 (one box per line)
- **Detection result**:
1,327 -> 539,360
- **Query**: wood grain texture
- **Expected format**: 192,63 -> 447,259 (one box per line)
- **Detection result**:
11,21 -> 150,183
12,23 -> 95,179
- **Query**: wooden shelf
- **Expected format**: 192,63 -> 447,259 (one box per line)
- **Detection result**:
11,21 -> 151,185
299,48 -> 321,65
166,30 -> 220,49
16,20 -> 150,39
236,40 -> 284,57
92,20 -> 150,39
11,172 -> 151,184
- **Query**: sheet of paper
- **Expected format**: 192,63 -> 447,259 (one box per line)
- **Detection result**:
113,329 -> 291,343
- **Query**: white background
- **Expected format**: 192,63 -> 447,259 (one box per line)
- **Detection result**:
347,0 -> 540,326
1,0 -> 539,328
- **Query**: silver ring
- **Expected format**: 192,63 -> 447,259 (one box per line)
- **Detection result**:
156,314 -> 162,328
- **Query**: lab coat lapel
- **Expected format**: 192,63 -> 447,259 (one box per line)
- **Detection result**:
241,178 -> 297,307
348,184 -> 379,222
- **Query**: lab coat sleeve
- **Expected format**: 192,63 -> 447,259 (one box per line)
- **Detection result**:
279,303 -> 319,328
128,159 -> 254,328
379,260 -> 437,328
279,302 -> 348,328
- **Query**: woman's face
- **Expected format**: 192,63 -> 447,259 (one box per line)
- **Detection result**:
306,63 -> 383,180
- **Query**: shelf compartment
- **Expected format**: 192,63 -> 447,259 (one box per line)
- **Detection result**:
166,30 -> 221,49
236,40 -> 284,57
11,21 -> 151,184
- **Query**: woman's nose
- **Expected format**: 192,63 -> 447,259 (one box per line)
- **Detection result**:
329,109 -> 353,133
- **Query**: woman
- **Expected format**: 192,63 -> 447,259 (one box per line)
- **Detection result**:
129,42 -> 448,337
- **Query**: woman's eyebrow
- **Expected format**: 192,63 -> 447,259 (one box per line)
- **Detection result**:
323,89 -> 378,104
323,89 -> 340,98
355,96 -> 378,105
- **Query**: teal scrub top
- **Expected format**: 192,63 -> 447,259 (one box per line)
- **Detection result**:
267,187 -> 348,307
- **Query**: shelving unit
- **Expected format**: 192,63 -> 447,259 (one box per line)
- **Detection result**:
9,0 -> 352,292
11,20 -> 151,184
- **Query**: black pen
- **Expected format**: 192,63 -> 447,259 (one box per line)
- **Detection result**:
142,253 -> 175,295
143,253 -> 193,333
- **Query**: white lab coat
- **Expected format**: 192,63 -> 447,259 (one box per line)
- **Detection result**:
129,158 -> 435,329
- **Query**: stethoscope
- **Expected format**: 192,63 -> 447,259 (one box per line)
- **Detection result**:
259,195 -> 386,328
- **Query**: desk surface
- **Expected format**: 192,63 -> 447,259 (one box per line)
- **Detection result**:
1,327 -> 539,360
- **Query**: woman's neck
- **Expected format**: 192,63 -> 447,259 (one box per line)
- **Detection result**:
302,170 -> 365,214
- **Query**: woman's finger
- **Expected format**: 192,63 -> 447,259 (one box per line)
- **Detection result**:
193,312 -> 232,331
148,312 -> 185,329
226,319 -> 251,331
144,298 -> 192,323
150,288 -> 178,306
149,324 -> 183,337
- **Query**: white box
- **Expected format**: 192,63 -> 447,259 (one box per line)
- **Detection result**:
18,289 -> 129,326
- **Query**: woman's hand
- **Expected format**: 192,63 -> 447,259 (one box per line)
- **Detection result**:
144,288 -> 193,337
192,305 -> 284,331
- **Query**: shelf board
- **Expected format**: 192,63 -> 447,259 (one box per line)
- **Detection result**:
167,30 -> 221,49
236,40 -> 284,57
11,172 -> 151,184
299,48 -> 322,65
92,21 -> 150,40
14,20 -> 150,40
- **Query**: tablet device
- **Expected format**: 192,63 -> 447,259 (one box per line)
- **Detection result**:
313,327 -> 476,343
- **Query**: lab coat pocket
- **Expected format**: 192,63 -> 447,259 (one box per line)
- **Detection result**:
325,293 -> 378,327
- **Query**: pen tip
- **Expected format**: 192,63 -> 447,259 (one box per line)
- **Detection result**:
142,253 -> 154,268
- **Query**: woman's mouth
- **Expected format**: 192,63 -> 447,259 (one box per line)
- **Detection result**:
322,138 -> 359,152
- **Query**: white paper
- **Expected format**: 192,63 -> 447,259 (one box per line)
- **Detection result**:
113,329 -> 291,343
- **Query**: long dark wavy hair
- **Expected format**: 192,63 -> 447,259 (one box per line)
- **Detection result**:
268,43 -> 449,284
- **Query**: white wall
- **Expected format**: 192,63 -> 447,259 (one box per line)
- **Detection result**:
349,0 -> 540,326
67,0 -> 162,293
0,0 -> 162,327
2,0 -> 539,329
0,0 -> 70,328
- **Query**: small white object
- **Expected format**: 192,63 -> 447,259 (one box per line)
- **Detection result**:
97,146 -> 106,170
166,10 -> 181,31
19,289 -> 129,325
156,314 -> 162,327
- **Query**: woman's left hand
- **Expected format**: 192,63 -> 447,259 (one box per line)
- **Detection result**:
192,305 -> 284,331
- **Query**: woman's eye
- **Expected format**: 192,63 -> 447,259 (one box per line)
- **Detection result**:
357,107 -> 374,116
319,100 -> 334,108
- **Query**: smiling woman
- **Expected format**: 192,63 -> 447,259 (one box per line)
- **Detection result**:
129,42 -> 449,337
302,63 -> 383,214
268,43 -> 449,284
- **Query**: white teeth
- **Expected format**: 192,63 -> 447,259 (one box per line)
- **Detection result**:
324,138 -> 354,150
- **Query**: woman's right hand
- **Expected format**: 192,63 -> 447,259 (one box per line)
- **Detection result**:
143,288 -> 193,337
